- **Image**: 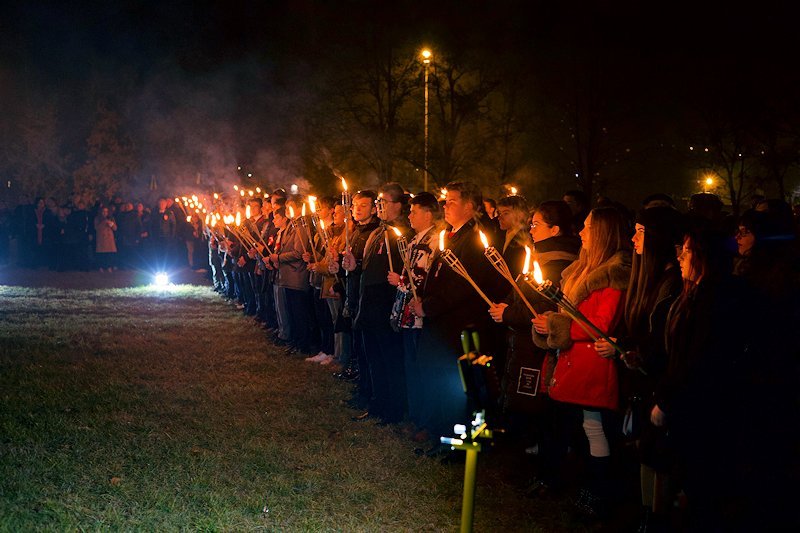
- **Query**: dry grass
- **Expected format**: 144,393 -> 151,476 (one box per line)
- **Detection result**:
0,269 -> 587,531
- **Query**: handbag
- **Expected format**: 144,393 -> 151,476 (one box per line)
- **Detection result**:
502,344 -> 549,415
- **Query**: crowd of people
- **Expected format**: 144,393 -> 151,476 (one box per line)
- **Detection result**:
3,196 -> 207,272
4,184 -> 799,531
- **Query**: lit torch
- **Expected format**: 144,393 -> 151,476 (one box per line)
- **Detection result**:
479,234 -> 538,317
523,259 -> 623,354
438,230 -> 494,306
341,177 -> 351,250
391,226 -> 417,299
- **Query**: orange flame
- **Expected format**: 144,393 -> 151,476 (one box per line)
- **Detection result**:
340,176 -> 348,191
523,245 -> 531,274
532,260 -> 544,285
479,230 -> 489,249
391,226 -> 402,237
439,229 -> 446,251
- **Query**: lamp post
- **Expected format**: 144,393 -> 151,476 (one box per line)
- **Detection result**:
421,49 -> 432,192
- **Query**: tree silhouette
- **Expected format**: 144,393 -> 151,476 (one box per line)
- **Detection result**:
74,103 -> 138,201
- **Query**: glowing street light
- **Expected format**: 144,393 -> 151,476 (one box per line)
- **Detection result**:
421,48 -> 432,192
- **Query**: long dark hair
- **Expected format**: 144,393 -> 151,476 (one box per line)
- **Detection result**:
625,207 -> 683,334
668,224 -> 732,337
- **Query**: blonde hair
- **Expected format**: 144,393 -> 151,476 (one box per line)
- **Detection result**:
562,207 -> 629,299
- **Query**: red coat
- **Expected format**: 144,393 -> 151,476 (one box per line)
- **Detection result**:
533,251 -> 630,410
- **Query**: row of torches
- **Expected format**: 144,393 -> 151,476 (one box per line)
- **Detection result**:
178,178 -> 622,355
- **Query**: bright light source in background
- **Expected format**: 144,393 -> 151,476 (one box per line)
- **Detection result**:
154,272 -> 170,287
290,183 -> 299,194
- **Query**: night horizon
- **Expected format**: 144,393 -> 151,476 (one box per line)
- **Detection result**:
2,1 -> 797,209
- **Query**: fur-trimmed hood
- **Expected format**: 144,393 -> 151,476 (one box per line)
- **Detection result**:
533,250 -> 631,352
561,250 -> 631,306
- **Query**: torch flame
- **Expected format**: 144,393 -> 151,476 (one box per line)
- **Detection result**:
204,214 -> 210,225
235,211 -> 242,227
391,226 -> 402,237
174,197 -> 180,203
248,190 -> 254,197
479,230 -> 489,249
213,193 -> 219,199
301,203 -> 306,216
340,176 -> 348,191
191,195 -> 198,202
319,219 -> 325,231
523,245 -> 531,274
233,185 -> 239,191
439,229 -> 446,251
245,205 -> 251,219
186,216 -> 192,222
210,217 -> 217,227
288,205 -> 295,219
532,260 -> 544,285
239,190 -> 245,197
256,187 -> 261,193
308,196 -> 316,213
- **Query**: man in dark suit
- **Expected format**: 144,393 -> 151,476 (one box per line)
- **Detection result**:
412,181 -> 507,445
352,183 -> 412,424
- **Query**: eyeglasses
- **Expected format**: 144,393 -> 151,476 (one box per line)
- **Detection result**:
530,222 -> 551,230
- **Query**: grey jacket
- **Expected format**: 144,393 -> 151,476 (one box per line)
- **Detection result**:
276,225 -> 311,291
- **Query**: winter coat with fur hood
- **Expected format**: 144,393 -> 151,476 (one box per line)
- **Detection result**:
533,250 -> 631,410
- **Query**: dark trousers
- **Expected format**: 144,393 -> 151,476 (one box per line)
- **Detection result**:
209,249 -> 224,290
245,271 -> 258,315
312,288 -> 334,355
417,353 -> 468,438
285,287 -> 314,353
262,277 -> 278,328
362,326 -> 406,423
223,268 -> 235,299
353,330 -> 371,405
403,328 -> 423,426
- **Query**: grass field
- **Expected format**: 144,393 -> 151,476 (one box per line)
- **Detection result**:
0,269 -> 586,531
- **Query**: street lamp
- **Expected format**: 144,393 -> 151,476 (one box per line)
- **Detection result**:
421,48 -> 432,192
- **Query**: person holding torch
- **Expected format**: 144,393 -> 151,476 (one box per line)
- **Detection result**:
386,191 -> 443,438
350,183 -> 411,424
486,200 -> 580,494
531,206 -> 631,518
410,181 -> 507,451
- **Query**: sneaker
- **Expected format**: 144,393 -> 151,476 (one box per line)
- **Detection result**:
304,351 -> 329,362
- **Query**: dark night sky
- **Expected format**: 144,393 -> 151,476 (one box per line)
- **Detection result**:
6,1 -> 795,102
1,0 -> 798,202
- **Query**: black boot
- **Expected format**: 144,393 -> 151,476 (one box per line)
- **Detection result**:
574,456 -> 611,519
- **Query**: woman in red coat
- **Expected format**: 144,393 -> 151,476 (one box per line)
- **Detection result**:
533,206 -> 631,517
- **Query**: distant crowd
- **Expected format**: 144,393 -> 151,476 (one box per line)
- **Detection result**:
1,196 -> 207,272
